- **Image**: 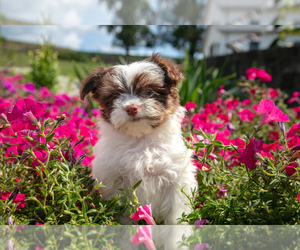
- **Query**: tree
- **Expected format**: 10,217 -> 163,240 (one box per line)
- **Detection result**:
105,25 -> 156,56
158,25 -> 205,59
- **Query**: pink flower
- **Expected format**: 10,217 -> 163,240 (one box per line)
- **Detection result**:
131,226 -> 156,250
216,185 -> 229,199
288,92 -> 300,104
285,162 -> 298,175
268,131 -> 280,141
0,191 -> 26,210
238,138 -> 264,170
91,109 -> 101,116
185,102 -> 196,111
289,122 -> 300,137
80,127 -> 98,146
7,99 -> 46,131
269,88 -> 279,98
238,109 -> 255,122
194,243 -> 211,250
24,83 -> 35,91
131,204 -> 156,225
254,99 -> 289,129
241,99 -> 251,106
217,85 -> 226,97
0,101 -> 11,123
246,67 -> 272,82
194,219 -> 210,225
298,193 -> 300,202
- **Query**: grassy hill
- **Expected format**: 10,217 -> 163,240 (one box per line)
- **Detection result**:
0,39 -> 151,76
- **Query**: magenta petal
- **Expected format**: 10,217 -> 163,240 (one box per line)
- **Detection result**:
256,99 -> 275,114
256,99 -> 290,128
297,193 -> 300,202
131,205 -> 156,225
239,138 -> 264,170
7,99 -> 45,122
131,226 -> 155,250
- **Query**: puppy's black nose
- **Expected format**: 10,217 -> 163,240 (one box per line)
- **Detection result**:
126,105 -> 138,117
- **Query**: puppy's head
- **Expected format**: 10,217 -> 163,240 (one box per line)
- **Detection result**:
80,53 -> 183,137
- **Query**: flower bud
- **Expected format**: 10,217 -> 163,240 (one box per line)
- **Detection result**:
278,122 -> 286,136
0,113 -> 9,123
7,216 -> 14,225
56,114 -> 66,123
7,239 -> 14,250
0,124 -> 11,131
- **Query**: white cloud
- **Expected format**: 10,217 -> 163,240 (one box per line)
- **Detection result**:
2,0 -> 111,24
63,32 -> 82,50
1,26 -> 95,51
63,9 -> 82,25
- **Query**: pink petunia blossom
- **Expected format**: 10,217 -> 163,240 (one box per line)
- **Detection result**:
238,138 -> 264,171
246,67 -> 272,82
287,123 -> 300,138
298,193 -> 300,202
194,219 -> 210,225
288,136 -> 300,149
285,162 -> 298,176
194,243 -> 211,250
217,85 -> 226,97
241,99 -> 251,106
0,191 -> 26,210
131,204 -> 156,225
80,127 -> 98,146
269,88 -> 279,98
254,99 -> 289,129
131,226 -> 156,250
24,83 -> 35,91
185,102 -> 196,111
0,101 -> 11,123
268,131 -> 280,141
91,109 -> 101,116
288,92 -> 300,104
7,99 -> 46,131
238,109 -> 255,122
216,185 -> 229,199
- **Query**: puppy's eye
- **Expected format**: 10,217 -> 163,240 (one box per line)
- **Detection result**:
144,89 -> 153,96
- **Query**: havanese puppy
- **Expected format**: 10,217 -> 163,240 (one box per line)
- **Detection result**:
80,53 -> 197,225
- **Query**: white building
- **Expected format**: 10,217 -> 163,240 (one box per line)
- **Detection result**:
202,0 -> 300,57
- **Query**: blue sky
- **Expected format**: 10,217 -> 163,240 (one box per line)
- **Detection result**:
1,0 -> 185,57
1,25 -> 182,58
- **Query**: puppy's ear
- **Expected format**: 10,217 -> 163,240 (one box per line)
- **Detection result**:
147,53 -> 184,87
80,67 -> 106,100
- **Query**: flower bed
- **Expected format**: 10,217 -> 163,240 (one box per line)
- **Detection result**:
1,67 -> 300,225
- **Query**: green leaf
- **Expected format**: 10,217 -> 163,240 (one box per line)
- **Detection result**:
82,202 -> 88,215
41,188 -> 47,197
205,144 -> 213,157
211,140 -> 224,148
194,142 -> 205,148
46,132 -> 55,143
133,180 -> 142,190
37,143 -> 48,151
87,209 -> 98,214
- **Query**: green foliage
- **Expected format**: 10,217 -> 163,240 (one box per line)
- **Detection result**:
105,25 -> 156,56
29,39 -> 58,90
158,25 -> 205,59
0,117 -> 130,225
179,79 -> 300,225
179,52 -> 236,108
58,50 -> 90,62
180,128 -> 300,225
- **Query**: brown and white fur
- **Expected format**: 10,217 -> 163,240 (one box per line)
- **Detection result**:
80,54 -> 198,224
